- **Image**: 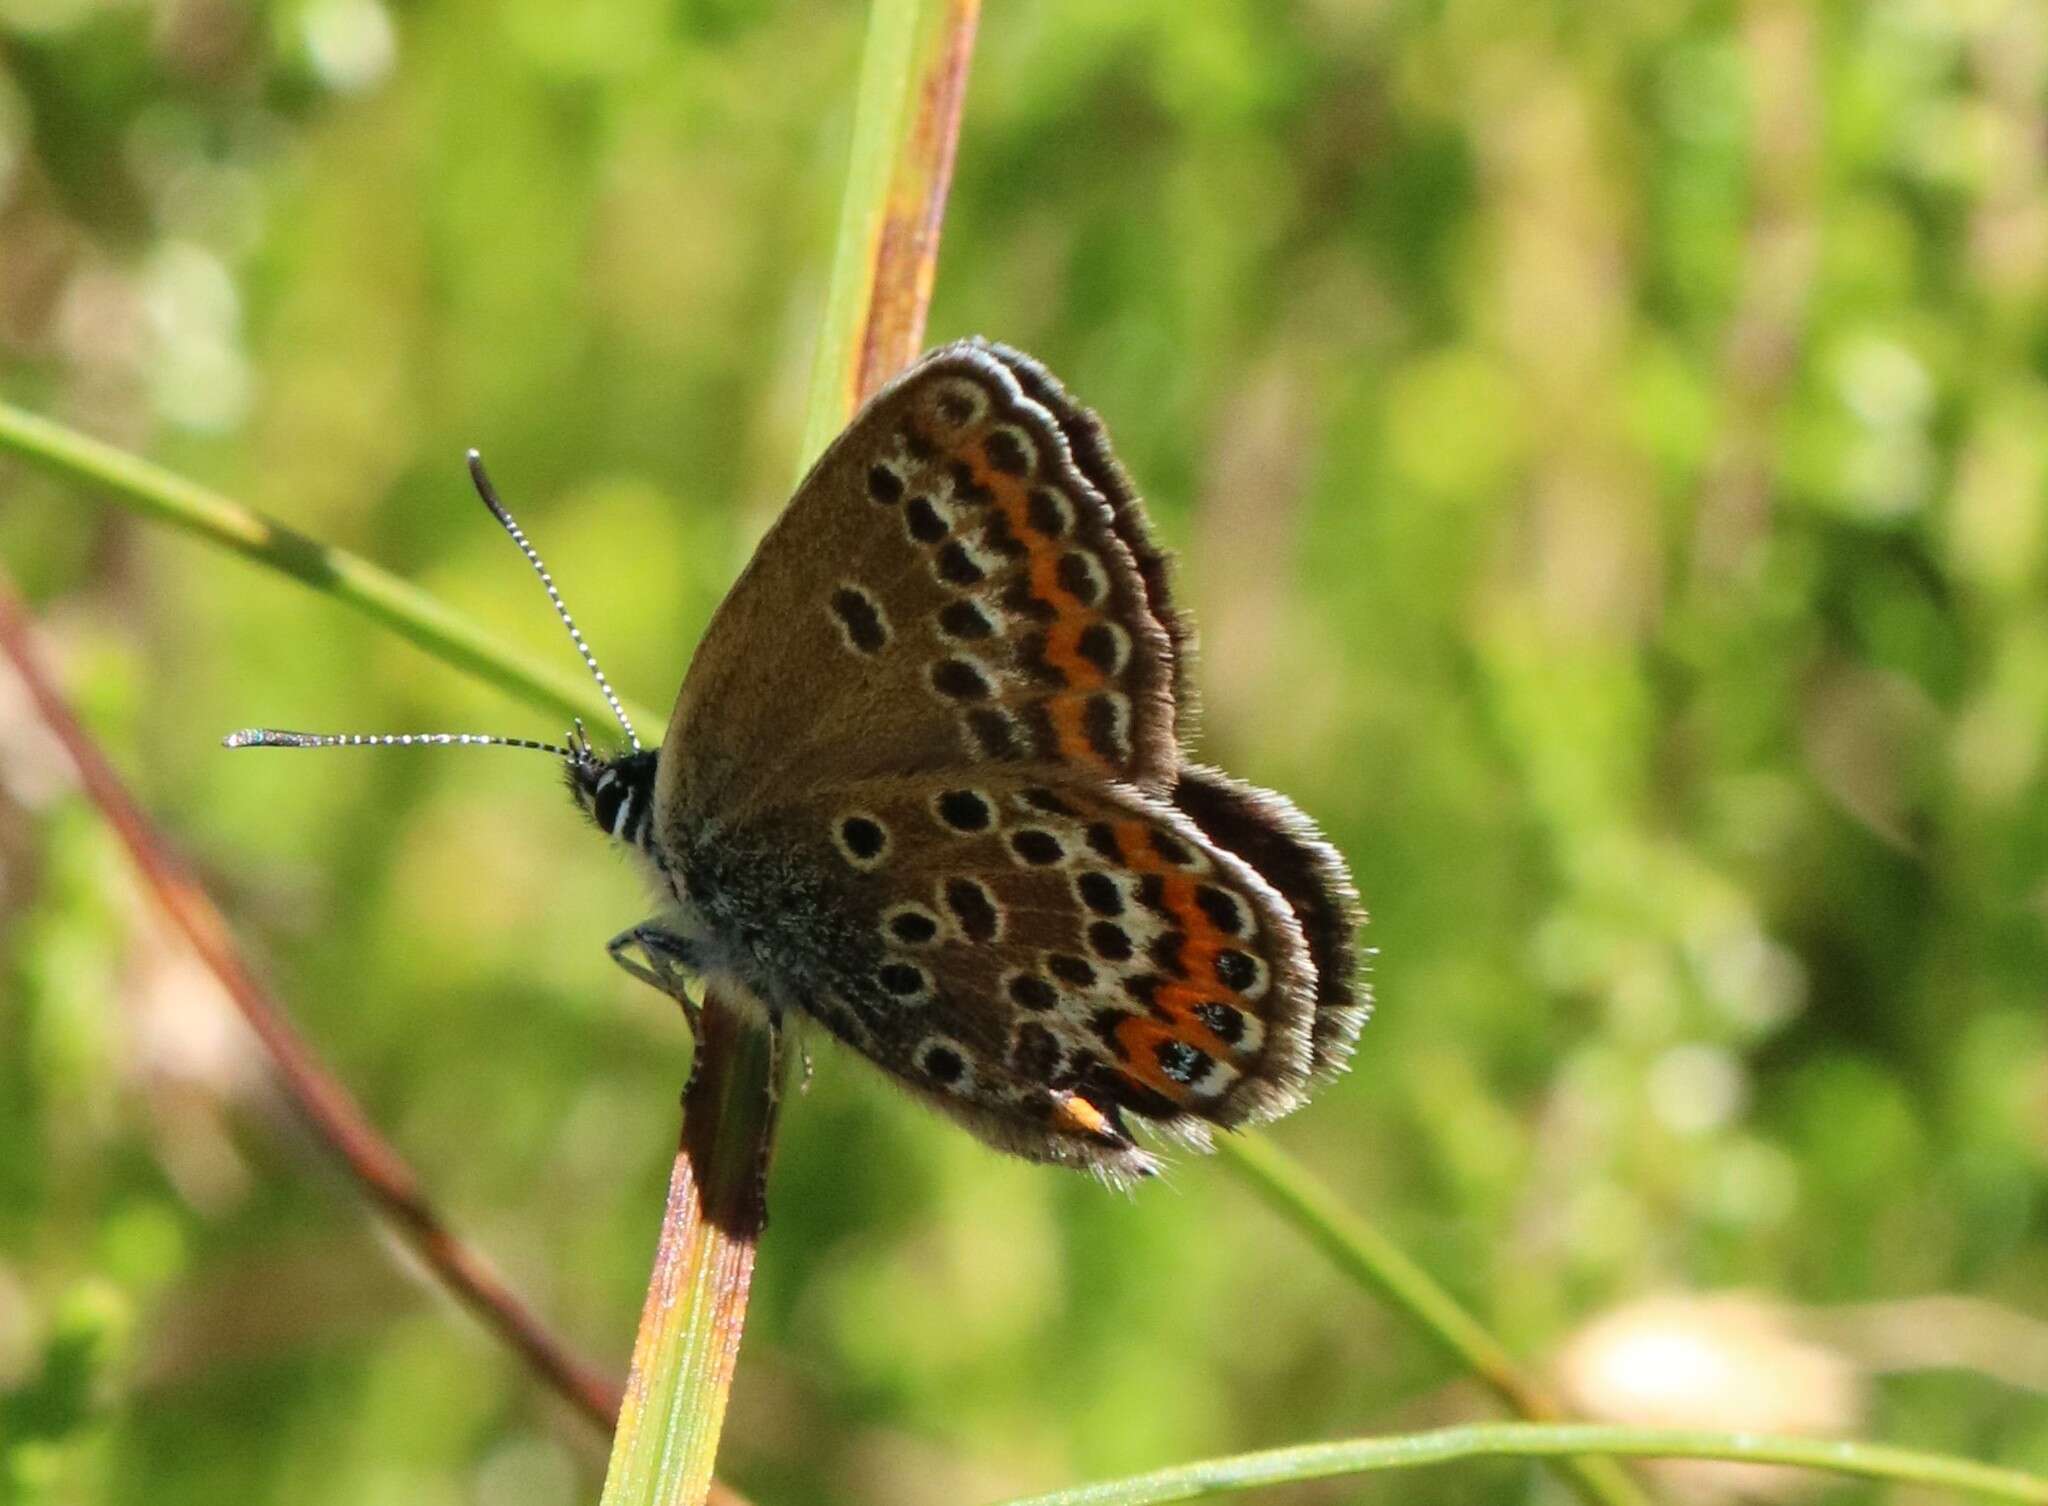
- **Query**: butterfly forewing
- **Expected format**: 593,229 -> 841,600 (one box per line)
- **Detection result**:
657,342 -> 1181,829
975,342 -> 1195,712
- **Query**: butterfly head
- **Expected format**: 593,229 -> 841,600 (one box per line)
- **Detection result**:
567,738 -> 658,847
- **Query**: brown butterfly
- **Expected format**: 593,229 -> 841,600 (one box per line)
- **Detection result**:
231,340 -> 1367,1182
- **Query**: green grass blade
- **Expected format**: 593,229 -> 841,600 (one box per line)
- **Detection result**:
0,402 -> 646,734
596,2 -> 977,1504
597,1013 -> 781,1506
983,1422 -> 2048,1506
1214,1131 -> 1650,1506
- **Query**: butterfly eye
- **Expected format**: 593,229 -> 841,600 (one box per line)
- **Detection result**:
593,778 -> 629,838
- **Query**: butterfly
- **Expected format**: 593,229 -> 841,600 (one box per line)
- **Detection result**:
231,340 -> 1367,1182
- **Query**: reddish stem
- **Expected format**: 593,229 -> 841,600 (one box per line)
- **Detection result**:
0,567 -> 624,1433
857,0 -> 981,400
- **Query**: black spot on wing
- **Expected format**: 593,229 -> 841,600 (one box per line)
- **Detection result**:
906,496 -> 948,542
932,658 -> 993,701
945,878 -> 1000,942
938,598 -> 993,640
984,428 -> 1031,476
935,789 -> 992,832
830,588 -> 886,653
866,464 -> 904,504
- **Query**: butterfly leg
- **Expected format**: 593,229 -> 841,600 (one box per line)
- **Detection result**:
606,923 -> 703,1036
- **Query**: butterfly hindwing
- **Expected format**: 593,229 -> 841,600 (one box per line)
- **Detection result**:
755,767 -> 1320,1180
658,342 -> 1181,831
1172,764 -> 1368,1075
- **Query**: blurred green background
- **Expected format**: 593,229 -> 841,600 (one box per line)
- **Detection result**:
4,0 -> 2047,1502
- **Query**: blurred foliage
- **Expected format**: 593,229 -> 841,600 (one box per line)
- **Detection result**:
3,0 -> 2047,1502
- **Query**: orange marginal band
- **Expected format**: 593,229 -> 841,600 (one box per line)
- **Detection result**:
956,434 -> 1115,771
1107,818 -> 1257,1069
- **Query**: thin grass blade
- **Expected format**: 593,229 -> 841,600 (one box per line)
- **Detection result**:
595,2 -> 980,1503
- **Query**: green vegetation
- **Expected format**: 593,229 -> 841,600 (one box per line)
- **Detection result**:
4,2 -> 2045,1503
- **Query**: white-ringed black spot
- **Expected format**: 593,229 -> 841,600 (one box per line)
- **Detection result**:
1010,1021 -> 1061,1078
935,541 -> 986,586
1047,953 -> 1097,988
982,510 -> 1028,558
1149,826 -> 1196,867
963,708 -> 1028,761
1026,486 -> 1071,537
929,602 -> 983,643
1001,578 -> 1058,622
1082,693 -> 1129,763
1076,870 -> 1124,916
829,586 -> 888,654
933,788 -> 993,832
1194,1000 -> 1246,1046
943,877 -> 1001,942
1006,972 -> 1058,1011
946,459 -> 994,506
1155,1039 -> 1212,1087
1194,884 -> 1247,937
884,904 -> 941,947
879,961 -> 929,997
905,495 -> 948,543
1214,948 -> 1260,992
866,463 -> 904,504
937,598 -> 994,640
1123,973 -> 1163,1011
922,1044 -> 965,1083
932,378 -> 986,428
1076,622 -> 1127,675
1055,549 -> 1106,606
1018,704 -> 1056,758
833,813 -> 889,868
1087,920 -> 1134,962
1136,873 -> 1167,911
1017,631 -> 1063,687
931,656 -> 994,701
983,426 -> 1034,476
1019,787 -> 1076,816
1008,827 -> 1065,866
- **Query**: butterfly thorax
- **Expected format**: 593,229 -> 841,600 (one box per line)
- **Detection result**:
649,805 -> 893,1025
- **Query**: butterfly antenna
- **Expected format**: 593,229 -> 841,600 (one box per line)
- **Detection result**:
466,449 -> 641,752
224,729 -> 576,756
